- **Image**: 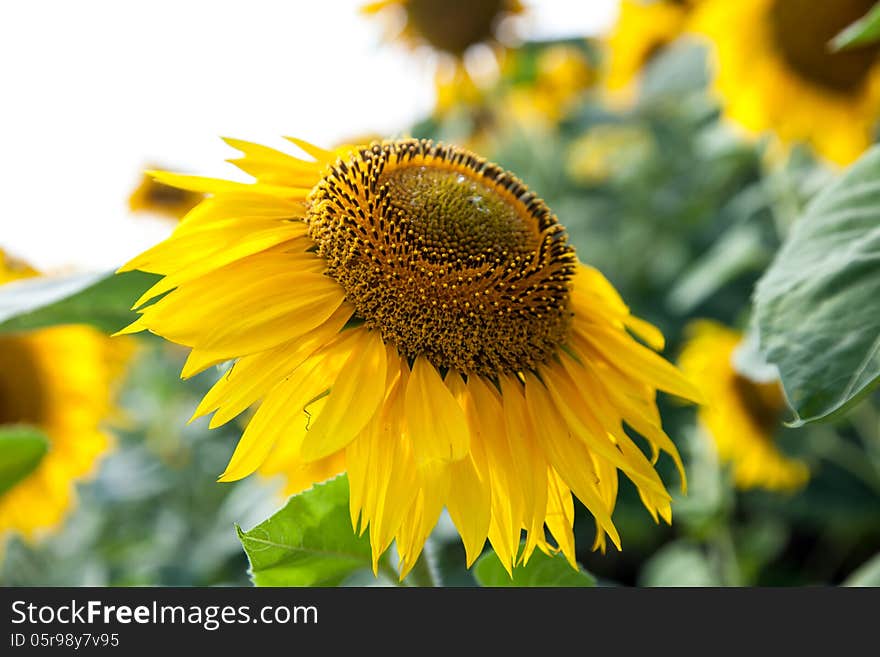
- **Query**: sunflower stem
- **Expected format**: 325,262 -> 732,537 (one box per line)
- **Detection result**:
404,543 -> 441,587
713,523 -> 743,587
378,563 -> 405,587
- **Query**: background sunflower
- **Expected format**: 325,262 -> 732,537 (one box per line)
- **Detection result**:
0,252 -> 132,541
363,0 -> 525,114
692,0 -> 880,164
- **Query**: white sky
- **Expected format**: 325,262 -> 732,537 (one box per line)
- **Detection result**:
0,0 -> 618,272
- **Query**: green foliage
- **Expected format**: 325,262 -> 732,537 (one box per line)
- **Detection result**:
831,2 -> 880,51
754,147 -> 880,425
639,542 -> 721,587
0,270 -> 158,335
238,475 -> 377,587
473,548 -> 596,587
0,425 -> 49,495
843,552 -> 880,586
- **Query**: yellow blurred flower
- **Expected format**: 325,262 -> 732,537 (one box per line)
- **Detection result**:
128,168 -> 204,220
692,0 -> 880,165
118,137 -> 701,577
363,0 -> 524,114
0,251 -> 133,540
565,123 -> 655,184
0,250 -> 38,284
603,0 -> 693,104
679,321 -> 809,492
504,44 -> 597,124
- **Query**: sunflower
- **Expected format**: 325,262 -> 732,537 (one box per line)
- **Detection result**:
603,0 -> 692,103
129,168 -> 204,220
692,0 -> 880,165
679,321 -> 808,492
0,251 -> 131,540
503,43 -> 597,125
565,123 -> 655,184
362,0 -> 524,113
119,137 -> 702,577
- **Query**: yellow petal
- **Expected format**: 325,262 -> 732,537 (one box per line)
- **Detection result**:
446,454 -> 490,567
147,170 -> 312,200
404,357 -> 470,466
140,256 -> 346,355
133,232 -> 311,310
624,314 -> 665,351
283,137 -> 338,163
467,375 -> 522,573
222,137 -> 326,187
216,339 -> 355,481
299,330 -> 388,462
498,375 -> 547,565
218,382 -> 313,482
198,316 -> 355,428
523,372 -> 621,550
573,325 -> 704,403
545,468 -> 577,569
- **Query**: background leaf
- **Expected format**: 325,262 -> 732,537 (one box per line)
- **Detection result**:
237,475 -> 376,587
0,425 -> 49,495
0,270 -> 159,334
831,2 -> 880,51
473,548 -> 596,587
754,146 -> 880,424
638,542 -> 721,587
667,222 -> 769,314
842,552 -> 880,586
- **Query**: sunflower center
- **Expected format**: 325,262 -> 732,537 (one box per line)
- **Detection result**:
0,337 -> 46,426
732,375 -> 784,436
406,0 -> 506,55
306,139 -> 576,376
769,0 -> 880,93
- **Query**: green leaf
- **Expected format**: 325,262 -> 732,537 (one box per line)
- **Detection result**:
842,552 -> 880,586
732,330 -> 782,384
237,475 -> 375,587
0,270 -> 159,335
639,542 -> 721,587
473,548 -> 596,587
831,2 -> 880,51
0,425 -> 49,496
753,146 -> 880,425
667,222 -> 769,313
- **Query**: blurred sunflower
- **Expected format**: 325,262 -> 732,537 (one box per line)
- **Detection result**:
565,123 -> 655,184
119,137 -> 702,577
362,0 -> 524,113
603,0 -> 694,103
504,44 -> 597,124
129,168 -> 204,220
0,251 -> 132,540
679,321 -> 809,492
692,0 -> 880,165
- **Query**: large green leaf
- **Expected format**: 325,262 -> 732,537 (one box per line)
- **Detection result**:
831,2 -> 880,51
0,425 -> 49,496
473,548 -> 596,587
237,475 -> 375,587
0,270 -> 159,334
753,147 -> 880,425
